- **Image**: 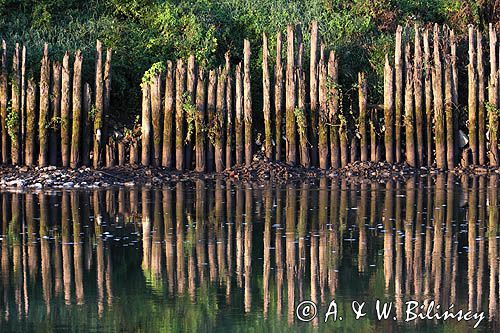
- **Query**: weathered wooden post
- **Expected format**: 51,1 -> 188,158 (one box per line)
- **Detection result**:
477,28 -> 486,165
274,32 -> 284,161
285,25 -> 296,164
94,40 -> 104,168
226,65 -> 233,169
175,59 -> 186,171
450,30 -> 459,158
25,79 -> 36,166
215,66 -> 226,172
20,46 -> 26,161
38,44 -> 50,167
118,139 -> 125,166
467,25 -> 478,165
423,29 -> 433,166
185,54 -> 197,169
82,83 -> 92,166
358,72 -> 368,162
243,39 -> 252,166
395,25 -> 403,163
262,32 -> 272,159
50,61 -> 61,165
61,52 -> 71,167
309,21 -> 319,166
488,23 -> 498,166
104,48 -> 112,115
162,61 -> 174,168
384,54 -> 394,163
0,40 -> 7,163
318,48 -> 328,169
444,31 -> 454,169
70,50 -> 83,168
130,138 -> 139,166
235,64 -> 243,165
195,68 -> 206,172
207,69 -> 217,170
414,25 -> 424,166
296,68 -> 310,167
433,25 -> 446,169
405,42 -> 416,167
150,71 -> 162,166
10,43 -> 20,165
328,50 -> 341,168
141,83 -> 151,166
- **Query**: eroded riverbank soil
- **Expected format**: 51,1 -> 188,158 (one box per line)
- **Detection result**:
0,153 -> 496,190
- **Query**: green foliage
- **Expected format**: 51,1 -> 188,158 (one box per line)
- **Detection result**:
183,93 -> 197,143
294,106 -> 307,137
5,102 -> 18,139
141,61 -> 164,88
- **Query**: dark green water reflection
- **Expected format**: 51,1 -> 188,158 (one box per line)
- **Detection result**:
0,175 -> 499,332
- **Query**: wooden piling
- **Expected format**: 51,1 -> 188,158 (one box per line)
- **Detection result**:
384,54 -> 394,163
358,72 -> 368,162
38,44 -> 50,167
20,46 -> 26,161
262,32 -> 272,159
215,67 -> 226,172
94,40 -> 104,168
414,25 -> 424,166
285,25 -> 296,164
0,40 -> 7,163
226,68 -> 233,169
235,64 -> 243,165
296,68 -> 310,167
444,33 -> 454,169
175,59 -> 186,171
423,29 -> 433,166
150,72 -> 162,166
467,25 -> 478,165
207,69 -> 217,170
82,83 -> 92,166
104,48 -> 112,115
488,24 -> 498,166
118,140 -> 125,166
70,50 -> 83,168
477,28 -> 486,165
243,39 -> 252,166
274,32 -> 284,161
328,51 -> 341,168
50,61 -> 61,166
309,20 -> 319,166
433,25 -> 446,169
10,43 -> 20,165
395,25 -> 403,163
185,54 -> 197,169
162,61 -> 174,168
405,42 -> 416,167
318,49 -> 328,169
195,68 -> 206,172
25,79 -> 36,166
141,83 -> 151,166
61,52 -> 71,167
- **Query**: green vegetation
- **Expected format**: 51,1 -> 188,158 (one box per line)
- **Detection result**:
0,0 -> 496,123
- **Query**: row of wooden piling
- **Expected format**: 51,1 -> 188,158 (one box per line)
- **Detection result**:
0,40 -> 112,168
140,22 -> 499,171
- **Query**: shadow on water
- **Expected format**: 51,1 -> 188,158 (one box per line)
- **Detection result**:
0,175 -> 499,332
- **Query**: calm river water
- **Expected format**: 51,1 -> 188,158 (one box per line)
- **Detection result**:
0,175 -> 499,332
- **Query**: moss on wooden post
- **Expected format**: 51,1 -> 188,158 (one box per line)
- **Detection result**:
82,83 -> 92,166
162,61 -> 174,168
70,50 -> 83,168
394,25 -> 403,164
50,61 -> 61,166
38,44 -> 50,167
467,25 -> 478,165
309,20 -> 319,166
235,63 -> 243,165
195,68 -> 206,172
476,28 -> 486,165
358,72 -> 368,162
384,54 -> 394,163
20,46 -> 26,161
274,32 -> 284,161
226,62 -> 233,169
215,66 -> 226,172
423,29 -> 433,166
296,68 -> 310,167
104,48 -> 112,115
185,54 -> 197,169
207,68 -> 217,170
262,32 -> 272,159
404,42 -> 416,167
61,52 -> 71,167
414,25 -> 424,167
0,40 -> 7,163
25,79 -> 36,166
444,32 -> 454,169
318,49 -> 328,169
285,25 -> 296,164
175,59 -> 186,171
10,43 -> 20,165
150,72 -> 162,166
141,83 -> 151,166
94,40 -> 104,168
243,39 -> 252,166
328,50 -> 341,169
433,25 -> 446,169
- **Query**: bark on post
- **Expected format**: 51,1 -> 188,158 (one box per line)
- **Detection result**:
476,28 -> 486,165
226,67 -> 233,168
20,46 -> 26,161
141,83 -> 151,166
370,109 -> 379,162
243,39 -> 252,166
82,83 -> 92,166
61,52 -> 71,167
444,35 -> 454,169
50,61 -> 61,166
285,24 -> 296,164
328,51 -> 341,168
185,54 -> 197,169
395,25 -> 403,163
467,25 -> 478,165
150,72 -> 162,166
423,29 -> 433,166
38,44 -> 50,167
274,32 -> 284,161
103,48 -> 112,115
405,42 -> 416,167
215,67 -> 226,172
162,61 -> 174,168
94,40 -> 104,168
70,50 -> 83,168
235,64 -> 243,165
10,43 -> 20,165
296,68 -> 310,167
195,68 -> 206,172
207,69 -> 217,171
130,139 -> 138,166
309,20 -> 319,166
262,32 -> 272,159
25,79 -> 36,166
175,59 -> 186,170
118,140 -> 125,166
489,24 -> 498,166
433,25 -> 446,169
358,72 -> 368,162
450,29 -> 459,158
0,40 -> 7,163
318,50 -> 328,169
414,25 -> 424,167
384,54 -> 394,163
